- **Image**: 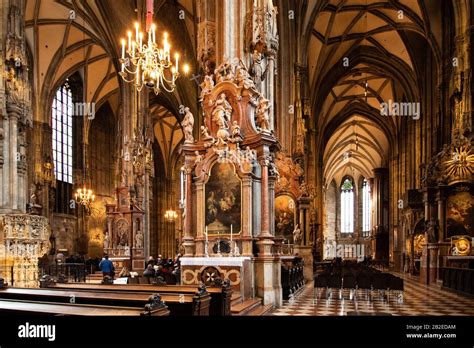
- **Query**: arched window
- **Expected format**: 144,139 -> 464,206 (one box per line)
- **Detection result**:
340,177 -> 354,233
362,179 -> 371,237
52,79 -> 77,214
52,81 -> 73,184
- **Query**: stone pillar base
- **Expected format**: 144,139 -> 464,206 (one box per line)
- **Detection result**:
428,244 -> 439,284
182,238 -> 195,257
254,256 -> 282,307
294,245 -> 313,282
256,237 -> 274,256
419,244 -> 429,284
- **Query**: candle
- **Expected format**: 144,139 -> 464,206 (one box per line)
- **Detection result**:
131,42 -> 135,58
135,22 -> 139,42
139,32 -> 143,50
175,53 -> 179,73
121,39 -> 125,72
230,224 -> 233,243
151,24 -> 156,43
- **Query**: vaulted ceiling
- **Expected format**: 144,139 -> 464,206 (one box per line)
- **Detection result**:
151,104 -> 183,175
24,0 -> 196,123
303,0 -> 440,185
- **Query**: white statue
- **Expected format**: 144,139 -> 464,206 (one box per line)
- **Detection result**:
135,230 -> 143,249
201,125 -> 213,140
181,107 -> 195,143
212,93 -> 232,129
104,232 -> 110,249
293,224 -> 302,246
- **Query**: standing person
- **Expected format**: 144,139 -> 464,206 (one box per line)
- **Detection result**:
98,255 -> 114,278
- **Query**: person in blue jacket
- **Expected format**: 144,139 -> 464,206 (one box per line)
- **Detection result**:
98,255 -> 115,278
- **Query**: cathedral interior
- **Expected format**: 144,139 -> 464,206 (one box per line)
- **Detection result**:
0,0 -> 473,324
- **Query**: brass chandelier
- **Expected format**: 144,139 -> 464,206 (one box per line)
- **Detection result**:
119,20 -> 189,94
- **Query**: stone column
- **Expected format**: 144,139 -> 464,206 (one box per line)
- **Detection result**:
420,187 -> 436,284
255,157 -> 281,306
295,196 -> 313,281
1,116 -> 9,208
372,167 -> 388,261
241,175 -> 253,256
7,105 -> 19,211
194,181 -> 205,256
182,166 -> 195,256
436,186 -> 447,243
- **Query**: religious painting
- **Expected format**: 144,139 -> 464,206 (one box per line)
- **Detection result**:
205,162 -> 241,235
447,189 -> 474,237
275,195 -> 295,241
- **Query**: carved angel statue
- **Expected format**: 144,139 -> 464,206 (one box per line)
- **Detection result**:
199,75 -> 215,101
293,224 -> 302,246
231,121 -> 243,142
256,97 -> 271,131
201,125 -> 213,140
212,93 -> 232,133
181,107 -> 195,143
235,64 -> 257,92
194,151 -> 204,165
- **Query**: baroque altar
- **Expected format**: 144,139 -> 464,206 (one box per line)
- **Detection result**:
104,187 -> 145,271
180,58 -> 282,305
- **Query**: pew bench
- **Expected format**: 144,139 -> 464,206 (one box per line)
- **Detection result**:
0,298 -> 169,316
46,282 -> 232,316
0,287 -> 210,316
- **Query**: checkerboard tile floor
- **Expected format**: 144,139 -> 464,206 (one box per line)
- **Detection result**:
272,273 -> 474,316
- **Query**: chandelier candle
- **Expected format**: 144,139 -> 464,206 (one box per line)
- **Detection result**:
119,18 -> 187,94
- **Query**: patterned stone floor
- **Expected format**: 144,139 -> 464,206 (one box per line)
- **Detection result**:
272,273 -> 474,316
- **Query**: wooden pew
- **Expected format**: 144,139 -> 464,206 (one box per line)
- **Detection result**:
0,298 -> 169,316
0,287 -> 210,316
46,281 -> 232,316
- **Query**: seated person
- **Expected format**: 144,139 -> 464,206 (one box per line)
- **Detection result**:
119,266 -> 130,278
143,264 -> 155,278
145,256 -> 155,269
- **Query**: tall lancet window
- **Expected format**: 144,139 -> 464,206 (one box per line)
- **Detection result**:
362,179 -> 371,237
340,177 -> 354,233
52,79 -> 76,215
52,81 -> 73,184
